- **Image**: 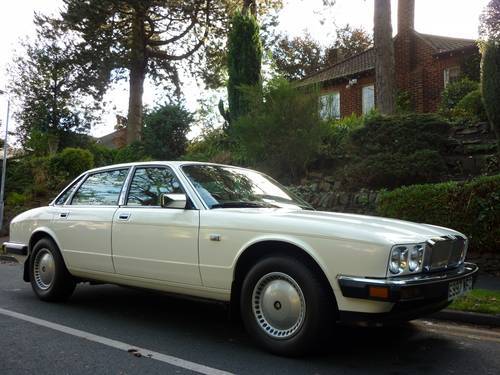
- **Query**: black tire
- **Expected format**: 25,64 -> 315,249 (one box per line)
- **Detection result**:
29,238 -> 76,302
240,255 -> 336,356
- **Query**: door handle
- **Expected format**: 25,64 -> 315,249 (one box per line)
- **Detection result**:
59,212 -> 69,218
118,213 -> 131,221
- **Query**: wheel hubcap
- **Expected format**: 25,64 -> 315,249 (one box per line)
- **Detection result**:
34,249 -> 55,290
252,272 -> 306,339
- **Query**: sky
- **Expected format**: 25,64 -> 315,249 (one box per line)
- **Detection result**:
0,0 -> 489,142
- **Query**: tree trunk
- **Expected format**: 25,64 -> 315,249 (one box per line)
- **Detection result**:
127,7 -> 147,144
374,0 -> 396,115
243,0 -> 257,16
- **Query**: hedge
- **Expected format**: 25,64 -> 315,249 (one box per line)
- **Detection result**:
377,175 -> 500,253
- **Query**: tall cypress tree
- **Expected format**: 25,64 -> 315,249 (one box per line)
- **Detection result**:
482,40 -> 500,162
227,11 -> 262,124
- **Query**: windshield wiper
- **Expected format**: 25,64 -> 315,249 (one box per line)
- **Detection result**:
211,201 -> 278,209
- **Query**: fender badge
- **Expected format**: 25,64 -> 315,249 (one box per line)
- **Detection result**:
209,234 -> 221,242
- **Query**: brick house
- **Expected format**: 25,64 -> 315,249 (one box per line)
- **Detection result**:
299,0 -> 480,119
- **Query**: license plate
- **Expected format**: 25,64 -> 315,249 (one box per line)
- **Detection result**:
448,277 -> 473,301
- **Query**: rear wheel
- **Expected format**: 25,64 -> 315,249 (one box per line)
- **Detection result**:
240,255 -> 335,356
30,238 -> 76,302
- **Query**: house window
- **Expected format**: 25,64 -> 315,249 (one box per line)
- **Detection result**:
319,92 -> 340,120
362,85 -> 375,114
444,66 -> 461,87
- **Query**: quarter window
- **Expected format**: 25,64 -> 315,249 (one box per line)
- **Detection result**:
72,169 -> 129,206
127,167 -> 183,206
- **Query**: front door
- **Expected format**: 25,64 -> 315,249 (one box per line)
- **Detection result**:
52,168 -> 130,273
112,166 -> 201,285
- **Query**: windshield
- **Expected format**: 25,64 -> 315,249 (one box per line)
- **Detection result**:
182,164 -> 312,210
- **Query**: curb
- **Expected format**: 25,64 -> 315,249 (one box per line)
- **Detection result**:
0,254 -> 19,263
430,309 -> 500,328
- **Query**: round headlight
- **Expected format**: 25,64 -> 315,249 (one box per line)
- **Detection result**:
409,244 -> 424,272
389,246 -> 408,274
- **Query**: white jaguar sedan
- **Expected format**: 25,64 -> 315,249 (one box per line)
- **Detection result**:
4,161 -> 478,356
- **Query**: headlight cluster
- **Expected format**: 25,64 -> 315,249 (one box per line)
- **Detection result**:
389,244 -> 425,275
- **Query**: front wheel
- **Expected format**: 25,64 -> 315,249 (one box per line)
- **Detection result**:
240,256 -> 336,356
29,238 -> 76,302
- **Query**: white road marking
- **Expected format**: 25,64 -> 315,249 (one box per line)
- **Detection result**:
0,307 -> 234,375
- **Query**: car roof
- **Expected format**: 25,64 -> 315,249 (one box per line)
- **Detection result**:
84,161 -> 250,174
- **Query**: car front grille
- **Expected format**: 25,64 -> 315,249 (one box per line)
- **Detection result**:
424,236 -> 466,272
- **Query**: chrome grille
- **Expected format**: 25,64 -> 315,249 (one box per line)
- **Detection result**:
424,236 -> 466,272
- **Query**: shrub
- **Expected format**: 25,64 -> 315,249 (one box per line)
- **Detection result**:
320,114 -> 364,159
341,150 -> 448,190
440,78 -> 479,113
232,78 -> 327,180
88,143 -> 117,167
482,40 -> 500,161
48,148 -> 94,181
454,89 -> 488,123
346,113 -> 451,156
377,175 -> 500,253
114,142 -> 151,163
6,192 -> 30,207
184,128 -> 232,162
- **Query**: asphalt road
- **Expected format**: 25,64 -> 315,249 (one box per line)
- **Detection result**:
1,260 -> 499,375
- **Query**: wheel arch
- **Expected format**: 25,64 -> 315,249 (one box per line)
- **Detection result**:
230,238 -> 337,316
24,228 -> 64,282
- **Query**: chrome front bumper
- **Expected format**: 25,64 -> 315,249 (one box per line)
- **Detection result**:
338,262 -> 478,303
3,242 -> 28,256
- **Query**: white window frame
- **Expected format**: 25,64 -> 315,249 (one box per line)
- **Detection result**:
362,85 -> 375,115
319,91 -> 341,120
444,66 -> 461,87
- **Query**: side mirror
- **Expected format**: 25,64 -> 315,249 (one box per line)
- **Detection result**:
160,193 -> 187,209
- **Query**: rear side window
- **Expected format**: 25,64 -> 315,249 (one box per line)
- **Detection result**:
55,176 -> 84,205
72,169 -> 129,206
127,167 -> 183,206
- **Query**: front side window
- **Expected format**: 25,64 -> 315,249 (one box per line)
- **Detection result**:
72,169 -> 129,206
182,164 -> 312,210
55,176 -> 84,205
127,167 -> 184,206
319,92 -> 341,120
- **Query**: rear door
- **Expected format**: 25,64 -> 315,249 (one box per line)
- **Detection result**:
52,168 -> 129,273
111,166 -> 201,285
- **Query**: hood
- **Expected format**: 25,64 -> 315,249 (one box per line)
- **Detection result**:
213,208 -> 464,246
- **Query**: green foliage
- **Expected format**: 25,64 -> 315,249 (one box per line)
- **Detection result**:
449,289 -> 500,315
114,142 -> 151,164
482,40 -> 500,159
88,143 -> 117,167
342,150 -> 448,190
377,175 -> 500,253
320,114 -> 364,159
336,113 -> 452,190
227,12 -> 262,123
347,113 -> 451,156
8,18 -> 97,154
232,78 -> 327,179
143,104 -> 193,160
6,192 -> 30,207
440,78 -> 479,114
454,89 -> 488,123
183,128 -> 232,163
48,148 -> 94,190
395,91 -> 413,113
461,53 -> 481,82
272,25 -> 372,80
